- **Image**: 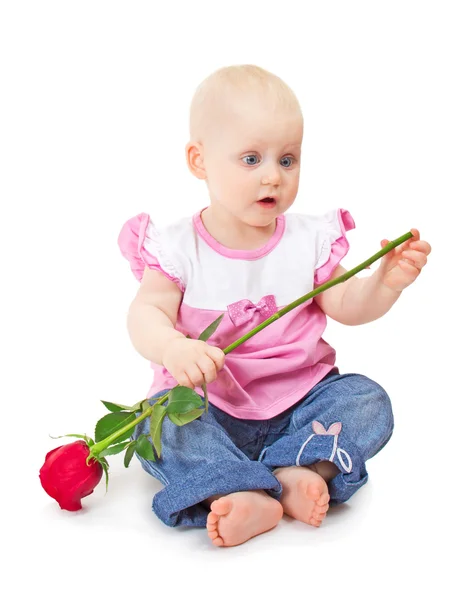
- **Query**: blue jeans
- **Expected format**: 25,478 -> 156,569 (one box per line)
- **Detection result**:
133,370 -> 394,527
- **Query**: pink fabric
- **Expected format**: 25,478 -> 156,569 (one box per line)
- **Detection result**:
117,212 -> 185,291
119,208 -> 354,420
227,294 -> 278,327
146,299 -> 337,420
314,208 -> 355,285
193,209 -> 285,260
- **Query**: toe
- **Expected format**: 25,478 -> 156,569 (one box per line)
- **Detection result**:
307,485 -> 321,501
310,505 -> 328,526
317,492 -> 330,506
207,511 -> 219,525
310,511 -> 326,525
212,536 -> 224,547
273,501 -> 284,520
210,497 -> 232,516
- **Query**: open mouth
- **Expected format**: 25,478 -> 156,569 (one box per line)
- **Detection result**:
257,197 -> 277,207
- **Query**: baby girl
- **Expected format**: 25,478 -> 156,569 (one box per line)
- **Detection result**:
118,64 -> 431,547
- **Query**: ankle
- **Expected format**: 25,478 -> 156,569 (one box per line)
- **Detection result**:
309,461 -> 339,482
202,493 -> 223,509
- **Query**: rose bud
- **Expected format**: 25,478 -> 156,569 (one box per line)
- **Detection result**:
39,440 -> 103,511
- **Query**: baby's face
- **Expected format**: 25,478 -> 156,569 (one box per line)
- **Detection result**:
202,97 -> 303,228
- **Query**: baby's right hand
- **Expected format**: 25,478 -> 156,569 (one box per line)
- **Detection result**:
161,337 -> 225,389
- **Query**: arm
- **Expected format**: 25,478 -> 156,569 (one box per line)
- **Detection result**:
126,265 -> 225,388
315,229 -> 431,326
127,266 -> 185,365
315,265 -> 401,325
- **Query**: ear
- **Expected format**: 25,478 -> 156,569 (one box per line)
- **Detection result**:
185,141 -> 207,180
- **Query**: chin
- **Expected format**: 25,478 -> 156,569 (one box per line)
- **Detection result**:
248,215 -> 276,228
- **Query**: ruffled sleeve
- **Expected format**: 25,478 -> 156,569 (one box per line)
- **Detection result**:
314,208 -> 355,286
117,213 -> 185,291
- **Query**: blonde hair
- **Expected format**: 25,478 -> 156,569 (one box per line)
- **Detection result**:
189,64 -> 302,140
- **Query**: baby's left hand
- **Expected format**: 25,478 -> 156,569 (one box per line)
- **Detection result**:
377,229 -> 432,292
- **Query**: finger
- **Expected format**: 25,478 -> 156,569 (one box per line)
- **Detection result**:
388,229 -> 418,254
409,228 -> 420,241
380,239 -> 396,261
185,365 -> 206,388
176,372 -> 196,389
381,239 -> 391,249
206,346 -> 225,371
409,240 -> 432,255
196,356 -> 218,384
382,238 -> 408,257
398,235 -> 418,254
400,229 -> 421,254
399,259 -> 420,275
401,249 -> 428,269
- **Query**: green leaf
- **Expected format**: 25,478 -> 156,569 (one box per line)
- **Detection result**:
49,433 -> 90,442
124,442 -> 137,468
135,435 -> 156,461
198,313 -> 225,342
130,399 -> 147,412
141,400 -> 151,412
166,398 -> 204,416
49,433 -> 96,447
166,387 -> 204,426
101,399 -> 148,413
94,412 -> 136,444
201,383 -> 209,414
168,408 -> 204,426
168,386 -> 204,408
150,404 -> 167,459
167,387 -> 205,427
100,400 -> 134,412
99,441 -> 130,457
100,460 -> 109,492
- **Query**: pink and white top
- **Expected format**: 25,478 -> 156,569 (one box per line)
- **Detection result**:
118,207 -> 355,420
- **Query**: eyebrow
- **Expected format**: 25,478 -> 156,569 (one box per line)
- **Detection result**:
241,141 -> 302,151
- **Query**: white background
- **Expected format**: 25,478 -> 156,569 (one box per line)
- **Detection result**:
1,1 -> 464,598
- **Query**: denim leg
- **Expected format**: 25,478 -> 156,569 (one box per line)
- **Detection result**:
133,390 -> 282,528
260,373 -> 394,504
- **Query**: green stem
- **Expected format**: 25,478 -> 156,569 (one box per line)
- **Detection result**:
89,230 -> 412,458
223,231 -> 413,354
89,405 -> 153,457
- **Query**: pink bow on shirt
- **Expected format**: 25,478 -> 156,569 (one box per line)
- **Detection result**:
227,294 -> 278,327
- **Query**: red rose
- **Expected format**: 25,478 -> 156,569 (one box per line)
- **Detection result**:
39,440 -> 103,511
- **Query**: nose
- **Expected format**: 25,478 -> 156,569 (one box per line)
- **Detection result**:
261,162 -> 281,186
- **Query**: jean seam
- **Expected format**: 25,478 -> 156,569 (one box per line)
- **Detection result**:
154,460 -> 283,526
137,455 -> 170,486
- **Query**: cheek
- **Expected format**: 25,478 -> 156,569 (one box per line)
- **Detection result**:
217,166 -> 252,194
205,160 -> 228,192
208,159 -> 234,183
288,171 -> 300,192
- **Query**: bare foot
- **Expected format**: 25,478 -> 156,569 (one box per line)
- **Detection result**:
206,490 -> 283,547
274,466 -> 330,527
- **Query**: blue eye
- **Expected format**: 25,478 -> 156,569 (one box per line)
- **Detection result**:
242,155 -> 260,166
280,156 -> 294,167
